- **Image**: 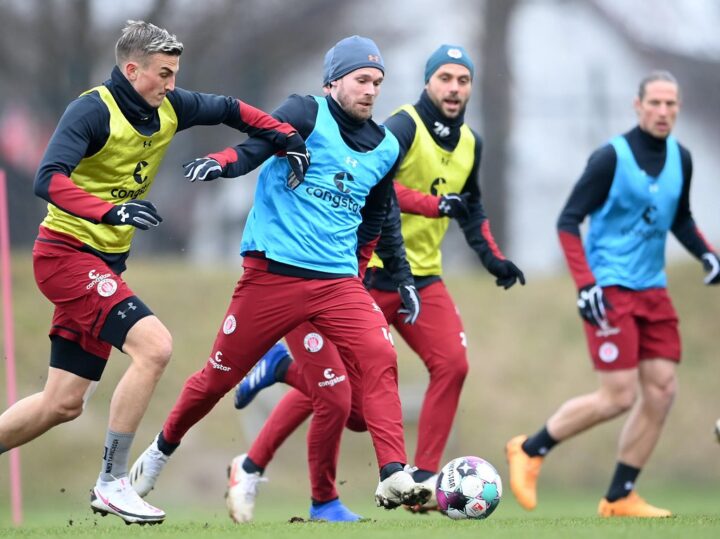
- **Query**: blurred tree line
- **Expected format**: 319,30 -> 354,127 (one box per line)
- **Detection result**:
1,0 -> 717,257
0,0 -> 520,254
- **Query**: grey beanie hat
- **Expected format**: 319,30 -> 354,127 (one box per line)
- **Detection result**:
323,35 -> 384,86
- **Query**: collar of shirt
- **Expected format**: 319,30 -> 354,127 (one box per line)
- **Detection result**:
105,66 -> 159,126
414,89 -> 464,150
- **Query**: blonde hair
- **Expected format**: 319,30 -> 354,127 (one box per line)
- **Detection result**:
115,20 -> 183,66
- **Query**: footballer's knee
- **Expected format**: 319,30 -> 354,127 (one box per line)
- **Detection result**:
345,412 -> 367,432
44,393 -> 84,424
643,374 -> 677,409
124,317 -> 173,375
313,383 -> 352,424
428,350 -> 469,383
601,384 -> 637,415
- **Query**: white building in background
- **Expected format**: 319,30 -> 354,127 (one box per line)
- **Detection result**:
188,0 -> 720,275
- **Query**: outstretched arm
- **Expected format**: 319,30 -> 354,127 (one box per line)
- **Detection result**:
182,94 -> 316,182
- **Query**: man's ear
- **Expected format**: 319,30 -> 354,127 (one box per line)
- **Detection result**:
123,61 -> 139,82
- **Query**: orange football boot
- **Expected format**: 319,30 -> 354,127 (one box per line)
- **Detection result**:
598,491 -> 672,518
505,435 -> 544,510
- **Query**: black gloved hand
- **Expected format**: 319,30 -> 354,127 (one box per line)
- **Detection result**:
183,157 -> 223,182
438,193 -> 471,220
398,284 -> 421,325
576,283 -> 611,327
285,134 -> 310,190
102,200 -> 162,230
485,258 -> 526,289
701,252 -> 720,285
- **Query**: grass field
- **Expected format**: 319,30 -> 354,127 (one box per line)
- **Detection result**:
1,252 -> 720,536
2,489 -> 719,538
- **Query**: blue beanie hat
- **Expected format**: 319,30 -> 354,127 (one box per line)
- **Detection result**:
323,35 -> 384,86
424,44 -> 474,83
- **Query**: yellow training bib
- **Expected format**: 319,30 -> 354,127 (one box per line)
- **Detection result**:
42,85 -> 177,253
370,105 -> 475,276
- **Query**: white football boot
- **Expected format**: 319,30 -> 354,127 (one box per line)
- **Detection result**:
375,470 -> 432,509
226,454 -> 268,523
129,435 -> 170,498
90,475 -> 165,525
406,473 -> 440,513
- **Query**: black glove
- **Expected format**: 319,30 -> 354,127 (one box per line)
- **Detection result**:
398,284 -> 421,325
102,200 -> 162,230
485,258 -> 526,289
285,134 -> 310,190
438,193 -> 471,220
576,283 -> 611,327
701,252 -> 720,285
183,157 -> 223,182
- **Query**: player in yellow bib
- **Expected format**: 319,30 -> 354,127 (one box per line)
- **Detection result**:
0,20 -> 307,525
364,44 -> 525,510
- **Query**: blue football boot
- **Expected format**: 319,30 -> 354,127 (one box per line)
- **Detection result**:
309,498 -> 362,522
234,343 -> 290,409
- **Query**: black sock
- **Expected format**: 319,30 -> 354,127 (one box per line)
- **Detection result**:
157,431 -> 180,456
242,455 -> 264,475
274,356 -> 292,382
522,426 -> 558,457
412,468 -> 435,483
380,462 -> 403,480
311,496 -> 338,507
605,462 -> 640,502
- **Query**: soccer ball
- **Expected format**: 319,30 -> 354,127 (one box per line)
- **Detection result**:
436,456 -> 502,520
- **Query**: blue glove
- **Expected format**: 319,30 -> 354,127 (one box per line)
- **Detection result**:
438,193 -> 471,220
102,200 -> 162,230
398,284 -> 421,325
702,252 -> 720,285
576,283 -> 611,327
183,157 -> 223,182
285,134 -> 310,190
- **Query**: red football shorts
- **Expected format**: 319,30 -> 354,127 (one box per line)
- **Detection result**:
583,286 -> 680,371
33,236 -> 135,359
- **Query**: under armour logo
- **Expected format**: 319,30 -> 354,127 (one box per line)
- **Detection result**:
368,54 -> 380,62
117,207 -> 130,223
143,140 -> 152,148
117,302 -> 137,319
345,156 -> 358,168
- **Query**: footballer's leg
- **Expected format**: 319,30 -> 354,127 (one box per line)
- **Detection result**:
598,359 -> 675,517
312,279 -> 431,509
93,299 -> 170,524
386,282 -> 468,512
132,269 -> 306,504
234,342 -> 293,409
227,390 -> 312,523
0,365 -> 91,451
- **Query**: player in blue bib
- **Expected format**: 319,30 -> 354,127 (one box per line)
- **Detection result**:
507,71 -> 720,517
131,35 -> 432,518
